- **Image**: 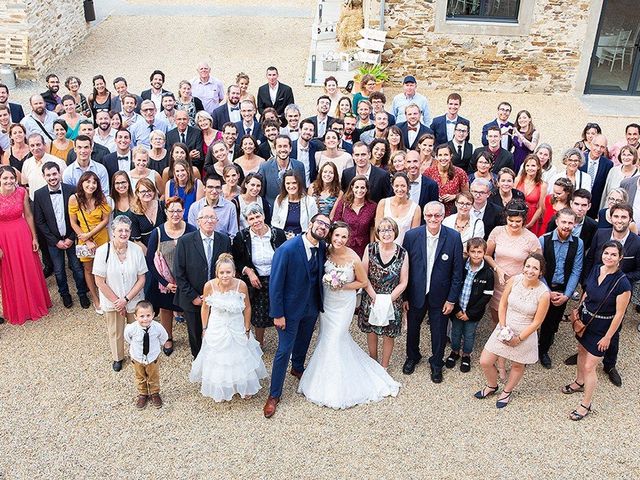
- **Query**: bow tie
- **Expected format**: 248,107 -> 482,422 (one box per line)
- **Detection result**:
49,190 -> 62,195
446,120 -> 456,124
117,156 -> 128,161
499,123 -> 509,128
408,126 -> 418,132
230,106 -> 240,111
289,129 -> 299,133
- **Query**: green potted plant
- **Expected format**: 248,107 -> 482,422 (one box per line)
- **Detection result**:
353,63 -> 389,92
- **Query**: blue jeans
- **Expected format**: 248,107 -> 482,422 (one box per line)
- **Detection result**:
450,318 -> 480,355
48,245 -> 88,297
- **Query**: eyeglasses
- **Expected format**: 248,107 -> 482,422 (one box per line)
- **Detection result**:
378,228 -> 394,234
137,190 -> 153,195
198,215 -> 218,222
456,202 -> 472,207
454,128 -> 468,133
607,196 -> 622,203
470,190 -> 488,195
141,108 -> 155,112
167,209 -> 184,215
498,107 -> 511,112
205,185 -> 223,190
314,219 -> 331,229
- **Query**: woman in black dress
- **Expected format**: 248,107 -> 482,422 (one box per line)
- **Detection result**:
130,177 -> 167,252
231,203 -> 286,347
563,240 -> 631,421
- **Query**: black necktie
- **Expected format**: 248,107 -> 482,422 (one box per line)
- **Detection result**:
180,132 -> 186,144
246,128 -> 252,136
143,327 -> 150,356
457,145 -> 462,158
148,124 -> 154,132
49,190 -> 62,195
310,246 -> 318,264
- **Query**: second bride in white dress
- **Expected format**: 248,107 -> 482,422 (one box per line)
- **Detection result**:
298,221 -> 401,409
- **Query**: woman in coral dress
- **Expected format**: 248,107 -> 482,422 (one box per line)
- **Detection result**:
0,166 -> 51,324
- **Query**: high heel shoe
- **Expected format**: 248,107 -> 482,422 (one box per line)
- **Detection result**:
569,403 -> 591,421
474,385 -> 499,399
496,390 -> 512,408
163,338 -> 174,356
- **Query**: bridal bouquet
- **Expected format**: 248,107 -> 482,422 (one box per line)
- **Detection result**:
322,270 -> 348,291
496,324 -> 515,342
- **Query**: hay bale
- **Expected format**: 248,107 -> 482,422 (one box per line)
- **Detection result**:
336,6 -> 364,50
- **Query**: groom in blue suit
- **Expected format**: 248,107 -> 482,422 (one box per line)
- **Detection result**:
263,213 -> 331,418
402,202 -> 464,383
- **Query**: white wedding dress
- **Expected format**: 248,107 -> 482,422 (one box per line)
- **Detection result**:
298,260 -> 401,409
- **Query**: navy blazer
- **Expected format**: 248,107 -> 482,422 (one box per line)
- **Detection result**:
402,225 -> 464,311
396,122 -> 434,151
291,138 -> 324,184
481,119 -> 514,151
304,115 -> 335,138
430,115 -> 470,146
140,88 -> 170,110
448,140 -> 474,172
110,93 -> 143,114
257,157 -> 306,207
234,120 -> 265,144
212,103 -> 239,131
166,126 -> 205,170
580,154 -> 613,218
339,140 -> 353,155
416,176 -> 440,213
103,151 -> 133,182
341,165 -> 392,203
582,229 -> 640,284
268,235 -> 326,320
9,102 -> 25,123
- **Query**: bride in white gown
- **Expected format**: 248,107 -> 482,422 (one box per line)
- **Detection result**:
298,221 -> 401,409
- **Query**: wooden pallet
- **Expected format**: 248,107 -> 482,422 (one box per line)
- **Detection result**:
0,30 -> 29,66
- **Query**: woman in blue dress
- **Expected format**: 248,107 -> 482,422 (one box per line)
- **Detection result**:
563,240 -> 631,421
164,159 -> 204,221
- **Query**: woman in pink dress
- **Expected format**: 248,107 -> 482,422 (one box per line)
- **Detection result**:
0,166 -> 51,324
515,154 -> 547,236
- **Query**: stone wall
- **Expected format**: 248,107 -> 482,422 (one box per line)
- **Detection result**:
0,0 -> 89,78
382,0 -> 594,93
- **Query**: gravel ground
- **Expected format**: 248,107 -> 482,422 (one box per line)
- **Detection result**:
3,5 -> 640,479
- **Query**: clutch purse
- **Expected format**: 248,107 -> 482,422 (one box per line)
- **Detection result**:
369,294 -> 394,327
75,244 -> 95,258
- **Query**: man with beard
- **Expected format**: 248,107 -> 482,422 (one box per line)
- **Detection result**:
256,120 -> 280,159
342,113 -> 359,144
304,96 -> 334,139
141,70 -> 170,111
21,94 -> 58,140
93,110 -> 117,152
537,208 -> 583,369
110,77 -> 142,114
211,84 -> 242,130
291,118 -> 323,186
41,74 -> 64,114
257,135 -> 305,207
256,66 -> 295,124
120,94 -> 144,130
157,92 -> 178,129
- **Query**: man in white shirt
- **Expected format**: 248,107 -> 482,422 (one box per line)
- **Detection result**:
93,110 -> 117,152
129,100 -> 168,148
21,94 -> 58,140
22,133 -> 66,200
391,75 -> 432,126
191,62 -> 225,115
281,104 -> 301,141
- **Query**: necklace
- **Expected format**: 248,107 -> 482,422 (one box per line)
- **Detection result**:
455,217 -> 469,232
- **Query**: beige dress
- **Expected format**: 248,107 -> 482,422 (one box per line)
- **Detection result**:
483,274 -> 548,364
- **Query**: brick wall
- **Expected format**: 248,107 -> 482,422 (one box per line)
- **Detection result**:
0,0 -> 88,77
382,0 -> 594,93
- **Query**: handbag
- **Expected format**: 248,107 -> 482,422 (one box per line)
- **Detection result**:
570,275 -> 623,338
153,227 -> 175,293
75,207 -> 95,258
369,294 -> 394,327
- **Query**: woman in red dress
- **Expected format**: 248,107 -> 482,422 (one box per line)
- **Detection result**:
0,166 -> 51,324
424,144 -> 469,216
515,154 -> 547,236
539,177 -> 574,234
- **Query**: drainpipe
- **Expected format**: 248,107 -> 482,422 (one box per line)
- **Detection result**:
379,0 -> 385,31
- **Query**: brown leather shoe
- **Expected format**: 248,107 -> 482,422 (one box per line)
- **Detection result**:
135,395 -> 148,409
290,368 -> 303,380
150,393 -> 163,408
263,396 -> 279,418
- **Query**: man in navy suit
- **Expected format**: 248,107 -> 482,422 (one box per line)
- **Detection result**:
234,100 -> 263,144
469,178 -> 503,238
33,161 -> 90,309
581,134 -> 613,218
405,151 -> 439,215
103,129 -> 133,181
430,93 -> 470,146
481,102 -> 513,151
576,203 -> 640,387
166,110 -> 204,170
257,135 -> 306,207
471,126 -> 514,174
341,142 -> 392,203
304,95 -> 334,139
0,83 -> 25,123
264,213 -> 330,418
291,118 -> 323,186
397,103 -> 433,150
256,66 -> 295,124
211,84 -> 242,130
402,201 -> 464,383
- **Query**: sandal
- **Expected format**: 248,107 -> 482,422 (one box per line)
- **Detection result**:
496,390 -> 512,409
569,403 -> 591,421
474,385 -> 499,399
561,380 -> 584,394
163,338 -> 174,356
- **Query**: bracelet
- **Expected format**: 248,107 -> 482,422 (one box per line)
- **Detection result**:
124,296 -> 130,302
245,329 -> 250,334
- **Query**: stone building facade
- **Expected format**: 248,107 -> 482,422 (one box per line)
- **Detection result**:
0,0 -> 88,78
367,0 -> 630,95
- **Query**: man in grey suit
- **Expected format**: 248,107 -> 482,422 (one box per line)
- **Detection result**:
257,135 -> 306,207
